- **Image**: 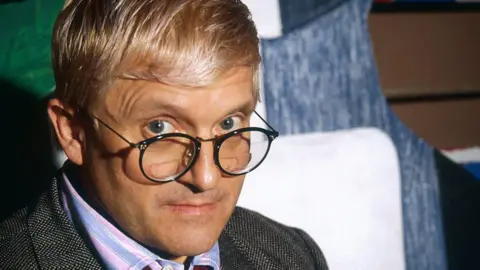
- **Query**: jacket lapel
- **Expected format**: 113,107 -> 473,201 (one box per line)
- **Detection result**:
218,208 -> 290,270
27,177 -> 102,269
218,213 -> 276,270
219,230 -> 254,269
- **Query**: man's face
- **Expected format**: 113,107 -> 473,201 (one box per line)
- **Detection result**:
81,68 -> 254,259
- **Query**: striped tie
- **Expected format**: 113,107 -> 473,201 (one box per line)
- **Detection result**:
192,266 -> 213,270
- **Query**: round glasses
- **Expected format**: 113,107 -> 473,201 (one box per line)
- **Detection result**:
89,111 -> 279,183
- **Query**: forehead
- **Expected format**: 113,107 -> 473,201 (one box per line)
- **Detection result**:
101,68 -> 255,119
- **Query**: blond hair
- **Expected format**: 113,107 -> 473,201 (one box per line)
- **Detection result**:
52,0 -> 260,110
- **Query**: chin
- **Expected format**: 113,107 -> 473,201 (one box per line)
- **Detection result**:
162,230 -> 220,257
179,238 -> 218,256
146,217 -> 225,257
141,199 -> 235,256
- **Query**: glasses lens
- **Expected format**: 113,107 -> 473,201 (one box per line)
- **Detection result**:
218,130 -> 270,175
141,136 -> 196,181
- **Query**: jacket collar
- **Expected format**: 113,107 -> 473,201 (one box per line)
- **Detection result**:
27,175 -> 102,269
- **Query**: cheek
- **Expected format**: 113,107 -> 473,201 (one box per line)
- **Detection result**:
225,176 -> 246,204
122,149 -> 153,184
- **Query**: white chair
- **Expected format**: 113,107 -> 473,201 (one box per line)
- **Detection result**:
238,127 -> 405,270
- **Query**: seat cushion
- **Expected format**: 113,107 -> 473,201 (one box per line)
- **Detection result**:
238,128 -> 405,270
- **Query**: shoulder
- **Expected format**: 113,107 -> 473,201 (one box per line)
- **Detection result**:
0,207 -> 28,239
0,207 -> 37,268
223,207 -> 328,269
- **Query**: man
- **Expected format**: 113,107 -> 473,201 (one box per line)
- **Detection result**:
0,0 -> 328,269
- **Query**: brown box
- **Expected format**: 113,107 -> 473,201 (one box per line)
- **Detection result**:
369,12 -> 480,149
369,12 -> 480,98
390,99 -> 480,149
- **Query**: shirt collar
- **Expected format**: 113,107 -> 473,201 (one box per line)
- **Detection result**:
59,163 -> 220,270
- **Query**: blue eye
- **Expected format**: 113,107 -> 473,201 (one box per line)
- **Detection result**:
147,120 -> 175,135
220,116 -> 241,131
220,118 -> 234,130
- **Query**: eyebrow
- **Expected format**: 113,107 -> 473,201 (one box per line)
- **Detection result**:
130,96 -> 256,121
225,98 -> 257,116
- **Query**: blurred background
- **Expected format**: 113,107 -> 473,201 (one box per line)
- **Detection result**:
370,1 -> 480,174
0,0 -> 63,220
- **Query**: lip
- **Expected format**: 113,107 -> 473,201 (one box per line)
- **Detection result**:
166,202 -> 217,215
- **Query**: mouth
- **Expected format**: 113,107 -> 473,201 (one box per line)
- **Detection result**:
166,202 -> 217,215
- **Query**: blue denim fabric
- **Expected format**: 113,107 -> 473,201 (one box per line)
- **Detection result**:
260,0 -> 447,269
278,0 -> 346,34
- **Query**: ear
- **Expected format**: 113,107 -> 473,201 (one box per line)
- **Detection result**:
47,98 -> 86,166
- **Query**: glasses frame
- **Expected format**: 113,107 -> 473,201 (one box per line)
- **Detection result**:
86,110 -> 279,183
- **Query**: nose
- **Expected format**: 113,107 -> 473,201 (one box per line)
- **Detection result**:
177,140 -> 221,192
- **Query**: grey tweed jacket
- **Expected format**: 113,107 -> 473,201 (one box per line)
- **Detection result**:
0,177 -> 328,269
